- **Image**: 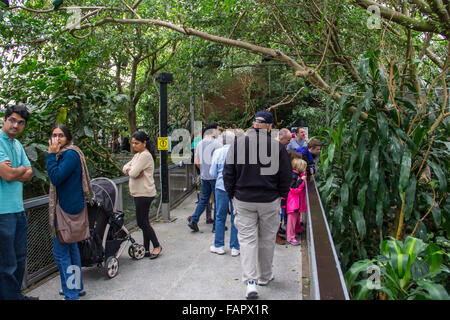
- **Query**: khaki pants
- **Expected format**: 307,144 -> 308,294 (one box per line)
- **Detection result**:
233,197 -> 281,284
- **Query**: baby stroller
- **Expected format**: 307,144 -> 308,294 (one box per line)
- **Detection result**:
78,177 -> 146,279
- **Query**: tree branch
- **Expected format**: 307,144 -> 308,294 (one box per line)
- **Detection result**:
267,87 -> 305,111
120,0 -> 142,19
411,0 -> 433,14
429,0 -> 450,24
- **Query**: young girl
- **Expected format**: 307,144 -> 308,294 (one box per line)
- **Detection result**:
285,158 -> 307,245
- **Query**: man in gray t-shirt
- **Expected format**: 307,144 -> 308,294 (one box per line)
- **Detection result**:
188,123 -> 222,232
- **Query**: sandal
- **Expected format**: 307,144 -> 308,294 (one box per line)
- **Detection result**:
149,246 -> 162,259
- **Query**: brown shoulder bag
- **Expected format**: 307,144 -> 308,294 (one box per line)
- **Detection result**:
55,203 -> 90,244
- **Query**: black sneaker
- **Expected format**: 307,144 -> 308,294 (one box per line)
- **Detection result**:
188,221 -> 199,232
59,290 -> 86,297
23,296 -> 39,300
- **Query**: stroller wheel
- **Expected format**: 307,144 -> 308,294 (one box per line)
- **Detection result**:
132,244 -> 146,260
105,256 -> 119,279
128,245 -> 135,259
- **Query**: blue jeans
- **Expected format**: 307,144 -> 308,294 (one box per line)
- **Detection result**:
0,212 -> 27,300
191,179 -> 216,224
52,237 -> 84,300
214,189 -> 239,250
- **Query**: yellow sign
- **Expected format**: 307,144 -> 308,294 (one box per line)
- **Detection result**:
157,137 -> 169,150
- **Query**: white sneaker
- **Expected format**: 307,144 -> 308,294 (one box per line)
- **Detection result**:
246,281 -> 258,299
210,245 -> 225,255
231,248 -> 240,257
258,274 -> 275,286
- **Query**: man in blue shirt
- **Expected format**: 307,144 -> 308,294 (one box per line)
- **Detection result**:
286,127 -> 307,153
0,105 -> 35,300
209,130 -> 239,257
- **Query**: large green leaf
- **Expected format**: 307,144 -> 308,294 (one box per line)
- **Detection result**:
381,237 -> 402,258
428,160 -> 447,193
327,142 -> 336,166
358,57 -> 370,83
357,183 -> 368,212
352,206 -> 366,238
390,253 -> 410,279
398,149 -> 411,197
344,259 -> 374,289
403,236 -> 426,270
404,177 -> 417,222
376,112 -> 389,143
32,167 -> 47,182
341,183 -> 349,207
24,145 -> 38,162
425,243 -> 444,272
389,136 -> 402,165
353,280 -> 373,300
413,280 -> 450,300
369,142 -> 379,192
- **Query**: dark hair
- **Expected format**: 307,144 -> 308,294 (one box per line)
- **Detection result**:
132,131 -> 156,160
307,138 -> 322,149
296,127 -> 305,134
51,124 -> 73,142
202,122 -> 218,137
289,151 -> 303,162
5,105 -> 30,123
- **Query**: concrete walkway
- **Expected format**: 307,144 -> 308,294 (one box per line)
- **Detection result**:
26,192 -> 302,300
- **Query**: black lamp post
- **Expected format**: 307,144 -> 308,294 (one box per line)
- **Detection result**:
156,72 -> 173,222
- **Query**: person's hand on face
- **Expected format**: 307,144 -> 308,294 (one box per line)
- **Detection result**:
48,137 -> 61,154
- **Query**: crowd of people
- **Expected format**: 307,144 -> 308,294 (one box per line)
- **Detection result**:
0,104 -> 321,300
188,110 -> 322,299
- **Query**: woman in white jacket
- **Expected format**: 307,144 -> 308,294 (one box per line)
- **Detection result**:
123,131 -> 162,259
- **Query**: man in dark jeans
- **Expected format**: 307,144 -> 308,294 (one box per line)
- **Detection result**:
188,123 -> 222,232
0,105 -> 37,300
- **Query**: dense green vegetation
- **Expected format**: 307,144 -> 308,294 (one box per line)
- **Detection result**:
1,1 -> 448,299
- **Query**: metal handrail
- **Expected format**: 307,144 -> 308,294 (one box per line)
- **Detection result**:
305,175 -> 349,300
23,160 -> 190,208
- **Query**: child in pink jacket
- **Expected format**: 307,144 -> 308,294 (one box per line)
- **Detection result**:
286,158 -> 307,245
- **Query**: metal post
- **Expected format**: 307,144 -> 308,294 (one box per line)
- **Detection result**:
156,72 -> 174,222
116,183 -> 123,212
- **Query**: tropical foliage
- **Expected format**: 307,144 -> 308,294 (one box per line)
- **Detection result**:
1,0 -> 448,299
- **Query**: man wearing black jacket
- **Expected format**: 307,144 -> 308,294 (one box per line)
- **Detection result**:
223,110 -> 291,299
